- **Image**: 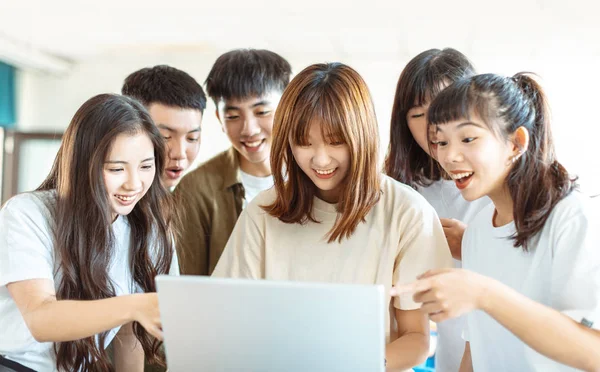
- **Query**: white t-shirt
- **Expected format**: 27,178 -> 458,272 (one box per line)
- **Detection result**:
240,170 -> 274,209
213,175 -> 453,346
0,191 -> 179,372
417,180 -> 491,372
462,191 -> 600,372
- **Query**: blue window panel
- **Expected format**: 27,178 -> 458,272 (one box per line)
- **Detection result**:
0,61 -> 16,127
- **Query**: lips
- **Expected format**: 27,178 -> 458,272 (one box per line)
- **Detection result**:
449,171 -> 474,190
241,139 -> 265,153
165,166 -> 184,180
114,193 -> 138,206
313,168 -> 337,179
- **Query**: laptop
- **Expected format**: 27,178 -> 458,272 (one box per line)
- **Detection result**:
156,276 -> 386,372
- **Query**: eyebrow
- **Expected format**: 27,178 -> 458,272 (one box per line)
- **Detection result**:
436,121 -> 483,133
105,157 -> 155,164
157,124 -> 201,134
225,100 -> 271,111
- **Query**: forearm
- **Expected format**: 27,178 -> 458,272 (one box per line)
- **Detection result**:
113,323 -> 144,372
385,332 -> 429,370
483,279 -> 600,371
26,294 -> 139,342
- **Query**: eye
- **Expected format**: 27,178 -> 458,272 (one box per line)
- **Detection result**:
257,110 -> 272,116
431,140 -> 448,147
225,115 -> 239,120
410,113 -> 425,119
108,168 -> 124,173
329,141 -> 344,146
462,137 -> 477,143
163,136 -> 172,140
141,164 -> 154,170
187,137 -> 200,143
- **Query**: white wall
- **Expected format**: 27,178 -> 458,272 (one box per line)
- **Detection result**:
14,48 -> 600,195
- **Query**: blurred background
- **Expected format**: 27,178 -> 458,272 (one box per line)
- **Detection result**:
1,0 -> 599,203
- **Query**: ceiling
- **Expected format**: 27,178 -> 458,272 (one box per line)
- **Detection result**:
1,0 -> 599,68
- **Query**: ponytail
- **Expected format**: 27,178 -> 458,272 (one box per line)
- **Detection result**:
507,73 -> 576,249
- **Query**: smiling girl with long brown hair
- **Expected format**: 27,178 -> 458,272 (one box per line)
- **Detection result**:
0,94 -> 178,372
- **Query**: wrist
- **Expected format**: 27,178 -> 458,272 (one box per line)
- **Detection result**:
124,293 -> 143,323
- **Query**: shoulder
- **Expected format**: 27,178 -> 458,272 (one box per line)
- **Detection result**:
379,175 -> 437,217
545,191 -> 595,230
1,191 -> 55,224
245,187 -> 278,218
175,149 -> 235,196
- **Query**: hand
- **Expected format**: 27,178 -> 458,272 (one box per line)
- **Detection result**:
131,293 -> 163,341
440,218 -> 467,260
390,268 -> 489,323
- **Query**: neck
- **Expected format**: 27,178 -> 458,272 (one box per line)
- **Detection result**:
239,155 -> 272,177
317,189 -> 341,204
489,185 -> 514,227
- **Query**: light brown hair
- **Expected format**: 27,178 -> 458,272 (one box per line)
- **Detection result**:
263,62 -> 381,243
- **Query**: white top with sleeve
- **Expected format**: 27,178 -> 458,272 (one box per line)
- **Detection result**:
0,191 -> 179,372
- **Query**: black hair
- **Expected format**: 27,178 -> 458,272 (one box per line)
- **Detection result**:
122,65 -> 207,113
205,49 -> 292,104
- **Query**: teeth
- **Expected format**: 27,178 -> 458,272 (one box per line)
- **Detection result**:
116,195 -> 135,201
245,140 -> 262,148
450,172 -> 474,180
315,168 -> 336,175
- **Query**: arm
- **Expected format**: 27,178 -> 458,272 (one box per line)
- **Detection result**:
173,181 -> 210,275
459,342 -> 473,372
7,278 -> 163,342
395,269 -> 600,371
113,323 -> 144,372
439,218 -> 467,260
385,309 -> 429,370
212,205 -> 264,279
480,278 -> 600,371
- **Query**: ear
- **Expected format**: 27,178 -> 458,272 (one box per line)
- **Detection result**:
511,126 -> 530,157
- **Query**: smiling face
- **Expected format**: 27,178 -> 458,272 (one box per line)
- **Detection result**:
147,103 -> 202,188
217,91 -> 282,177
291,120 -> 351,203
432,116 -> 518,202
103,132 -> 156,220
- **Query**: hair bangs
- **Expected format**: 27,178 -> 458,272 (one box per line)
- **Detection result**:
289,88 -> 347,147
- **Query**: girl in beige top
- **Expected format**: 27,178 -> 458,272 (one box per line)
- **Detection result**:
213,62 -> 452,371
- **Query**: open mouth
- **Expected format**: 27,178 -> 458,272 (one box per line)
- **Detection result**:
450,171 -> 474,190
242,139 -> 265,153
114,193 -> 138,206
165,167 -> 184,180
313,168 -> 338,179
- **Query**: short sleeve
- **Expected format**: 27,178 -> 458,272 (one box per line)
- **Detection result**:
393,202 -> 453,310
211,203 -> 265,279
0,194 -> 55,286
550,197 -> 600,330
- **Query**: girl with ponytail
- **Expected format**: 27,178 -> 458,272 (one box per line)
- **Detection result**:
392,73 -> 600,371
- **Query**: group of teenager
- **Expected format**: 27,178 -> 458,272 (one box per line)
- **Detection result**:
0,47 -> 598,372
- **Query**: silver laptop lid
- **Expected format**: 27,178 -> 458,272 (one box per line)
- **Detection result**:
156,275 -> 385,372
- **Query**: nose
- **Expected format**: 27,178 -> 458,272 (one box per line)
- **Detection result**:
240,116 -> 261,138
442,142 -> 463,165
312,145 -> 332,168
168,138 -> 186,161
123,169 -> 143,191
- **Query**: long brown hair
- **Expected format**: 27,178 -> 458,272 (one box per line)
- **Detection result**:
384,48 -> 475,188
263,62 -> 381,243
37,94 -> 174,371
428,73 -> 577,250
